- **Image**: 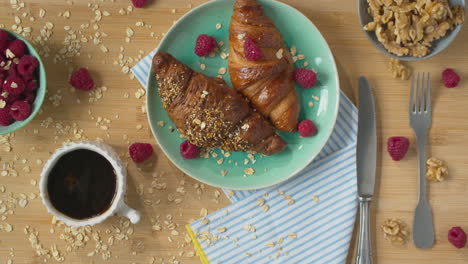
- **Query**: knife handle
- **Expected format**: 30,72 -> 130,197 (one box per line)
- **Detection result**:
356,196 -> 373,264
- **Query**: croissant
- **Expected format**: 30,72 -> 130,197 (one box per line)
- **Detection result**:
152,52 -> 286,156
228,0 -> 300,132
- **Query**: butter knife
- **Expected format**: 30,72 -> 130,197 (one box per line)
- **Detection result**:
355,77 -> 377,264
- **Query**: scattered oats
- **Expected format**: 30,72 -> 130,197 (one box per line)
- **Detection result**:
171,230 -> 179,236
245,252 -> 252,257
4,223 -> 13,232
220,52 -> 228,59
220,170 -> 228,177
126,27 -> 134,37
103,11 -> 111,16
262,205 -> 269,212
39,9 -> 46,18
277,237 -> 284,244
276,48 -> 284,59
304,61 -> 309,67
14,16 -> 21,24
218,67 -> 227,75
219,41 -> 224,47
312,195 -> 319,202
308,101 -> 314,108
256,198 -> 265,207
30,179 -> 37,186
0,185 -> 5,193
63,10 -> 71,18
244,168 -> 255,175
217,226 -> 227,233
199,63 -> 206,71
297,54 -> 305,60
201,218 -> 210,225
0,100 -> 6,109
290,46 -> 297,56
265,242 -> 275,247
100,45 -> 109,53
217,158 -> 224,165
312,95 -> 320,101
287,199 -> 295,205
157,121 -> 165,127
216,23 -> 222,30
288,233 -> 297,239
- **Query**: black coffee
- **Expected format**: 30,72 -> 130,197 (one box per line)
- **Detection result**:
47,149 -> 117,219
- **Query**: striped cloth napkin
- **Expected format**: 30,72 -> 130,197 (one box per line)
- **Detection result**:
132,51 -> 358,264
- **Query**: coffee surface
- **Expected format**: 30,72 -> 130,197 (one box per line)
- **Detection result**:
47,149 -> 116,219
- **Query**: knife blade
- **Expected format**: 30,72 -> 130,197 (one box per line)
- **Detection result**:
357,76 -> 377,197
355,77 -> 377,264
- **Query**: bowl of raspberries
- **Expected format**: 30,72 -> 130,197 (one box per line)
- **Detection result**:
0,29 -> 46,135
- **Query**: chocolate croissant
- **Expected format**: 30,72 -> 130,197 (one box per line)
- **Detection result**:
152,52 -> 286,156
229,0 -> 300,132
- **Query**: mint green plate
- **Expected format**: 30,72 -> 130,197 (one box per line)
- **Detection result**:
0,29 -> 47,135
147,0 -> 339,190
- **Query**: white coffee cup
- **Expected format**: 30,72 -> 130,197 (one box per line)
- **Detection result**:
39,140 -> 141,227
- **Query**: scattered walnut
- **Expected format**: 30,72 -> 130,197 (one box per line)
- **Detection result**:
426,157 -> 448,182
388,58 -> 411,80
364,0 -> 465,57
381,218 -> 409,245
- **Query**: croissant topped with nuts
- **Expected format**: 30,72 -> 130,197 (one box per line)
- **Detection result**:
152,52 -> 286,156
229,0 -> 300,132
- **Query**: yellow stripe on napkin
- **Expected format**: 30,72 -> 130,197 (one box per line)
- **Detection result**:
185,224 -> 210,264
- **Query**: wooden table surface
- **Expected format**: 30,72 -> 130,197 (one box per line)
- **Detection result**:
0,0 -> 467,263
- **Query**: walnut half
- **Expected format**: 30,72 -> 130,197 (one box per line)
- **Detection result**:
426,157 -> 448,182
388,58 -> 411,80
382,218 -> 409,245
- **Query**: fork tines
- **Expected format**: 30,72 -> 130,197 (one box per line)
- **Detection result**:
409,72 -> 431,114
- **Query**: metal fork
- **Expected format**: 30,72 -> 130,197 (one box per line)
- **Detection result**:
409,72 -> 434,248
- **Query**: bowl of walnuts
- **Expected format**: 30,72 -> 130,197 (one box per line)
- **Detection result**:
358,0 -> 465,61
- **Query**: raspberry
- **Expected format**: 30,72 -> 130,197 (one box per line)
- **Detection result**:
244,37 -> 263,61
25,79 -> 38,93
3,76 -> 25,95
387,137 -> 410,161
180,140 -> 200,159
0,30 -> 8,52
448,227 -> 466,248
0,108 -> 12,126
298,119 -> 317,137
18,55 -> 39,80
442,68 -> 460,88
8,63 -> 18,78
70,68 -> 94,91
131,0 -> 148,8
194,34 -> 217,57
1,93 -> 22,105
23,93 -> 35,104
294,68 -> 317,89
129,143 -> 154,163
9,100 -> 31,121
6,39 -> 25,58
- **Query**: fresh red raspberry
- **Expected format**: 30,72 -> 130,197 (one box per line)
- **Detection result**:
180,140 -> 200,159
387,136 -> 410,161
24,79 -> 38,93
448,227 -> 466,248
0,30 -> 8,52
70,68 -> 94,91
9,100 -> 31,121
131,0 -> 148,8
442,68 -> 460,88
23,92 -> 35,104
0,108 -> 12,126
1,93 -> 22,105
298,119 -> 317,137
3,76 -> 25,95
244,37 -> 263,61
8,63 -> 18,78
18,55 -> 39,80
6,39 -> 25,58
294,68 -> 317,89
194,34 -> 217,57
129,143 -> 154,163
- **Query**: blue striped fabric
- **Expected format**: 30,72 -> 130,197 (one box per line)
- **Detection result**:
132,52 -> 359,264
189,144 -> 357,264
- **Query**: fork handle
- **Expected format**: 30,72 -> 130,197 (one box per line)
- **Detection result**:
415,131 -> 427,202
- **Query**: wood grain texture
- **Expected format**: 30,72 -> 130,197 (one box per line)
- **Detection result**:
0,0 -> 467,263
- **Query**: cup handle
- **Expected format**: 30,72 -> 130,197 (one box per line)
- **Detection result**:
116,202 -> 141,224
